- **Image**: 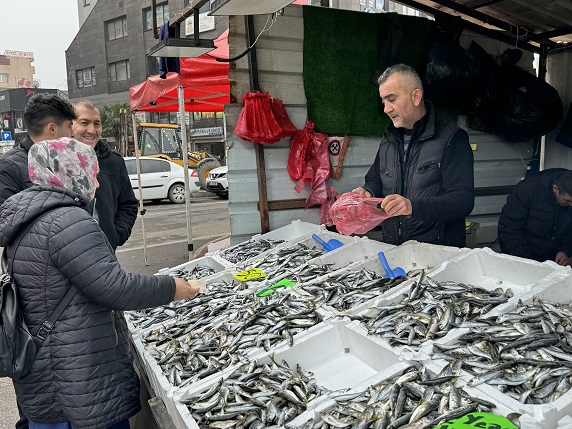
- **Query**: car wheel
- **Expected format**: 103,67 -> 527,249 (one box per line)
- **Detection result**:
168,183 -> 186,204
218,193 -> 229,200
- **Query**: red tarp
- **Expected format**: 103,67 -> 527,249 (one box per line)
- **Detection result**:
129,29 -> 230,112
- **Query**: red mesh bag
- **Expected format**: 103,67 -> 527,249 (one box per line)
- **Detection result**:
329,193 -> 390,235
234,92 -> 297,144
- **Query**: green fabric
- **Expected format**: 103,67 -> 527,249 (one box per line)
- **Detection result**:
303,7 -> 436,136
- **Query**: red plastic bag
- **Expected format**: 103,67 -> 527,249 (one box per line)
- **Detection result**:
329,193 -> 391,235
234,92 -> 297,144
289,121 -> 331,209
320,186 -> 339,226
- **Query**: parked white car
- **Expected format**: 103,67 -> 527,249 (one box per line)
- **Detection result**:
124,157 -> 200,204
206,166 -> 228,199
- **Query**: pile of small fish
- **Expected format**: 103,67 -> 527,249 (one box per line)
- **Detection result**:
300,269 -> 413,312
238,243 -> 324,283
141,292 -> 323,387
351,274 -> 513,347
291,361 -> 497,429
433,297 -> 572,405
180,356 -> 325,428
170,265 -> 217,280
219,238 -> 286,264
127,280 -> 240,330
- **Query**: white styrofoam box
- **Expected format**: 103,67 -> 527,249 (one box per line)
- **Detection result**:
132,330 -> 175,405
156,254 -> 232,278
212,220 -> 326,265
296,241 -> 468,316
557,415 -> 572,429
289,358 -> 516,428
172,319 -> 400,429
268,318 -> 401,391
253,219 -> 325,242
428,247 -> 560,296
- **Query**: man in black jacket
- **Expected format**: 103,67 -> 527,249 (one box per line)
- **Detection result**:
498,169 -> 572,265
352,64 -> 474,247
71,100 -> 138,250
0,94 -> 76,205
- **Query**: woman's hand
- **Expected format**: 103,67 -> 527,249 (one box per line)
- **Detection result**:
173,278 -> 205,300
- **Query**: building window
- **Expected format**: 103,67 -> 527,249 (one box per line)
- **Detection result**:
144,3 -> 169,31
147,56 -> 160,77
76,67 -> 96,88
0,73 -> 7,83
83,0 -> 90,5
108,60 -> 130,82
107,16 -> 128,41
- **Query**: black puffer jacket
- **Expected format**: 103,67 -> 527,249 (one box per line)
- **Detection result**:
498,168 -> 572,262
364,102 -> 474,247
0,136 -> 34,205
0,186 -> 175,429
94,140 -> 138,250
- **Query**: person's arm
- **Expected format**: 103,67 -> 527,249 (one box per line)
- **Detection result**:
0,160 -> 21,205
50,210 -> 175,311
114,159 -> 138,247
497,182 -> 534,259
409,129 -> 474,221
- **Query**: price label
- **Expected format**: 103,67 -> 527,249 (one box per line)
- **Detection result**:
435,413 -> 518,429
233,268 -> 266,282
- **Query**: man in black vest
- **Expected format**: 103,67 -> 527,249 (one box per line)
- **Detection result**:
498,169 -> 572,265
352,64 -> 474,247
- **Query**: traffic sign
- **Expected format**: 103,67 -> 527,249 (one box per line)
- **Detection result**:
1,131 -> 12,141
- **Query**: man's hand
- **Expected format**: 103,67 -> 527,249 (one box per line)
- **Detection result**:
173,278 -> 204,300
381,194 -> 412,217
555,252 -> 570,266
351,187 -> 372,198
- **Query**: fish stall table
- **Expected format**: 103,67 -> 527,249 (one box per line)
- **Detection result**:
124,221 -> 572,429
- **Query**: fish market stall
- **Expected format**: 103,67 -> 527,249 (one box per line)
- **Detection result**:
125,220 -> 572,429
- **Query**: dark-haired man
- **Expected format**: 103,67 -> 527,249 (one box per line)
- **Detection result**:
498,169 -> 572,265
352,64 -> 474,247
0,94 -> 76,204
71,99 -> 138,250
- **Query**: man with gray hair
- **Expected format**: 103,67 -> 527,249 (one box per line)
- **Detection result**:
72,99 -> 138,250
352,64 -> 474,247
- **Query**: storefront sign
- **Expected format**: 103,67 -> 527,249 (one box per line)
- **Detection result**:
191,127 -> 223,137
4,50 -> 33,59
185,12 -> 215,36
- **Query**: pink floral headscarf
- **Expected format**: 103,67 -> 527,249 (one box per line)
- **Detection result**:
28,138 -> 99,199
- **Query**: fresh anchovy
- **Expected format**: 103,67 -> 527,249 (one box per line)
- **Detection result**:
235,243 -> 324,284
219,238 -> 286,264
434,297 -> 572,404
139,292 -> 322,387
126,280 -> 240,330
170,265 -> 216,280
349,275 -> 513,348
288,362 -> 495,429
180,355 -> 325,427
300,268 -> 414,312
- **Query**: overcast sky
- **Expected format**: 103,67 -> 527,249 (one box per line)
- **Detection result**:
0,0 -> 79,90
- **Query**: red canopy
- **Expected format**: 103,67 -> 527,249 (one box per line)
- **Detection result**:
130,30 -> 230,112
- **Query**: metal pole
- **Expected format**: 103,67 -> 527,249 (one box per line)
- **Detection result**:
131,113 -> 149,266
540,135 -> 546,171
179,85 -> 194,260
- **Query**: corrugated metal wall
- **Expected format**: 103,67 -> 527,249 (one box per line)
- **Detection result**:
226,4 -> 534,246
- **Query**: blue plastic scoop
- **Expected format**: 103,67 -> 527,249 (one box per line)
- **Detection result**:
312,234 -> 344,252
378,251 -> 407,278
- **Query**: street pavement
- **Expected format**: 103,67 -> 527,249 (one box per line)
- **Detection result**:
0,194 -> 230,429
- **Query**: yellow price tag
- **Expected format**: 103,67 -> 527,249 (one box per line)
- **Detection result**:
233,268 -> 266,282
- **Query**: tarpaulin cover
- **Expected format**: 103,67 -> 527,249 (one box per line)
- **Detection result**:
129,30 -> 230,112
